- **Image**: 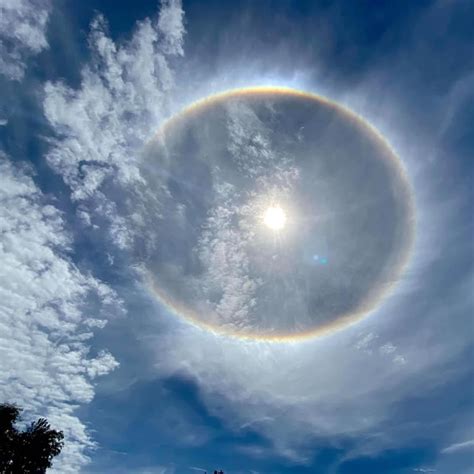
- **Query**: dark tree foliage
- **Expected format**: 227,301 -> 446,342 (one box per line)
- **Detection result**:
0,403 -> 64,474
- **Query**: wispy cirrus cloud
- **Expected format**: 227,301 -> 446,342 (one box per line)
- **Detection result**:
43,0 -> 185,249
441,438 -> 474,454
0,0 -> 51,80
0,154 -> 122,472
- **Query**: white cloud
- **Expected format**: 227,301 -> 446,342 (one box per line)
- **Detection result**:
194,183 -> 260,327
356,336 -> 408,367
379,342 -> 397,354
157,0 -> 185,56
133,77 -> 471,464
32,1 -> 472,468
0,0 -> 51,80
43,0 -> 185,249
127,466 -> 176,474
379,343 -> 408,366
0,154 -> 122,472
145,264 -> 473,465
393,354 -> 407,366
355,332 -> 378,352
442,439 -> 474,454
148,326 -> 403,461
147,99 -> 305,335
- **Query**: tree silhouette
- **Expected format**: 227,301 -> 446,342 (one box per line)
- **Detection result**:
0,403 -> 64,473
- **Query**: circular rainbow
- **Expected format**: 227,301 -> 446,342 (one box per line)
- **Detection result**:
145,86 -> 416,343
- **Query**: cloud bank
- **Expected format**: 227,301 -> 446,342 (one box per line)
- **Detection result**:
0,154 -> 123,472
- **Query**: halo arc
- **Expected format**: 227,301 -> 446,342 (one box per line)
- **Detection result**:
145,86 -> 416,343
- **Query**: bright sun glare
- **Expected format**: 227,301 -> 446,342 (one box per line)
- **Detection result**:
263,206 -> 287,231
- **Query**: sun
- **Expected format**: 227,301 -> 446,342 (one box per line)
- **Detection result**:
263,206 -> 287,231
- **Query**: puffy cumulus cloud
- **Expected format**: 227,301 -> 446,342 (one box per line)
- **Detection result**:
0,154 -> 122,472
43,0 -> 185,248
0,0 -> 51,80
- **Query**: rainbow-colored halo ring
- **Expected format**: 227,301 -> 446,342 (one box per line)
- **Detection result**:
142,87 -> 416,342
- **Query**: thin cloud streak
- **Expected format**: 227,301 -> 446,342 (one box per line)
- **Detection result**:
441,439 -> 474,454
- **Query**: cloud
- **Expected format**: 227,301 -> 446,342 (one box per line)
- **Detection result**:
441,439 -> 474,454
31,0 -> 472,469
146,247 -> 472,465
133,467 -> 175,474
355,334 -> 409,366
0,154 -> 122,472
355,332 -> 378,352
0,0 -> 51,80
143,97 -> 307,336
193,181 -> 260,328
43,0 -> 185,248
379,342 -> 397,354
157,0 -> 185,56
131,56 -> 471,463
393,354 -> 407,366
149,327 -> 396,461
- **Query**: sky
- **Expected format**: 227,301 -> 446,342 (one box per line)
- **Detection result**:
0,0 -> 473,473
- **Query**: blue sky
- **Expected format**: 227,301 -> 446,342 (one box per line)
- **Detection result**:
0,1 -> 473,473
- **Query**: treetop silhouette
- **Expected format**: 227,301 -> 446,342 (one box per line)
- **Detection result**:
0,403 -> 64,474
